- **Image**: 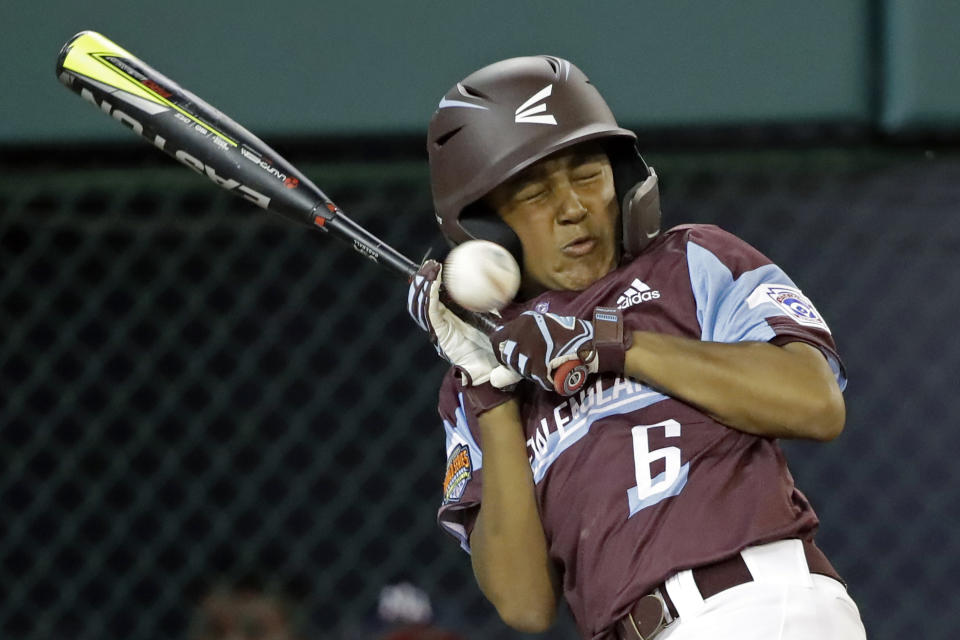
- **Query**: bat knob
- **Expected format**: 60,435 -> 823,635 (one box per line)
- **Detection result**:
553,360 -> 589,396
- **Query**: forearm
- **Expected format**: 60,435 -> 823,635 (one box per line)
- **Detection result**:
624,332 -> 845,440
470,400 -> 557,632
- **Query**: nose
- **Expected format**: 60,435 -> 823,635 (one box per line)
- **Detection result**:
556,184 -> 587,224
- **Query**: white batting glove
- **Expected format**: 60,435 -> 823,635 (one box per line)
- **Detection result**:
408,260 -> 521,390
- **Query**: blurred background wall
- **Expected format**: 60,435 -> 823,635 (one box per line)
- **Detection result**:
2,1 -> 958,639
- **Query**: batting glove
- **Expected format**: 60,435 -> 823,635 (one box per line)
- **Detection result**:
490,307 -> 632,392
408,260 -> 521,412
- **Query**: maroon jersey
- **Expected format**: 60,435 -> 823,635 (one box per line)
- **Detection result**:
435,225 -> 844,638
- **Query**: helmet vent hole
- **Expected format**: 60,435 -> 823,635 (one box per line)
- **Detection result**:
433,126 -> 464,149
544,57 -> 560,74
458,83 -> 489,100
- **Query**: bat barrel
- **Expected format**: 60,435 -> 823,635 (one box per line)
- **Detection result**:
56,31 -> 332,229
55,31 -> 501,336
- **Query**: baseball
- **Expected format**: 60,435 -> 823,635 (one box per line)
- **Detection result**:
443,240 -> 521,312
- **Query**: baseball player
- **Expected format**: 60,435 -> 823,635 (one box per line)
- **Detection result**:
407,56 -> 867,640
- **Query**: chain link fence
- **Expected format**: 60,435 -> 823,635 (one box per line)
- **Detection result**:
2,147 -> 958,639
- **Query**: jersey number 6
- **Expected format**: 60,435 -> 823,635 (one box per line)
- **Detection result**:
627,419 -> 690,517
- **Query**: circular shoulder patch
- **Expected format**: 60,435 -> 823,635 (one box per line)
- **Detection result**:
747,284 -> 830,332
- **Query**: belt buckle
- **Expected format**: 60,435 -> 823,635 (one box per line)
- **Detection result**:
623,589 -> 673,640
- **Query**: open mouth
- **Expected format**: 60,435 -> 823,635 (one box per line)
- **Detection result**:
562,236 -> 596,257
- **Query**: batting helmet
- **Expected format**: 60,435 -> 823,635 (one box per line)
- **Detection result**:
427,55 -> 661,262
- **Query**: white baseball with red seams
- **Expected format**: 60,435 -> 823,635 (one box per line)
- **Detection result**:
443,240 -> 521,312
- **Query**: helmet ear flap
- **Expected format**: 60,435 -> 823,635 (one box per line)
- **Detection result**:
458,207 -> 524,267
620,167 -> 662,258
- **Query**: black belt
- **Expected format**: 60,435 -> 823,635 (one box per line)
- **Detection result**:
615,540 -> 840,640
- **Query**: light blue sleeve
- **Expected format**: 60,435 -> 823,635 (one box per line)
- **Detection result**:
442,393 -> 483,473
686,240 -> 846,389
438,392 -> 484,553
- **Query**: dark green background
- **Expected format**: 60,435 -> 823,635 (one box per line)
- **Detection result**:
3,0 -> 957,143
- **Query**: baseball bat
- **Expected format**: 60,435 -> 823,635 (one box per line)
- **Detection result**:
55,31 -> 586,395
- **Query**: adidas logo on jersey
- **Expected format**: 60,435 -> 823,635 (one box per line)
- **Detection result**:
617,278 -> 661,309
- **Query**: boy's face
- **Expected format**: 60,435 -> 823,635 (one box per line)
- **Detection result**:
484,144 -> 619,293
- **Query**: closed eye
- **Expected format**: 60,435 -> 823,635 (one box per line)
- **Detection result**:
517,188 -> 547,203
573,171 -> 602,183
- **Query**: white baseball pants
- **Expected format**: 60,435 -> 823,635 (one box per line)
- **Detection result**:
658,539 -> 867,640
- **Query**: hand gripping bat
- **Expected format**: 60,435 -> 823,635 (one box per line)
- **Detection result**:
55,31 -> 588,396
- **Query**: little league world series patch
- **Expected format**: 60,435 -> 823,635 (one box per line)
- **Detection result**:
443,444 -> 472,504
747,284 -> 830,332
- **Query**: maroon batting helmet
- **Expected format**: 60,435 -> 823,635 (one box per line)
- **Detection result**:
427,55 -> 661,262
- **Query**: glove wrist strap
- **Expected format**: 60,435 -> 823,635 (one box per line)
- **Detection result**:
590,307 -> 632,372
